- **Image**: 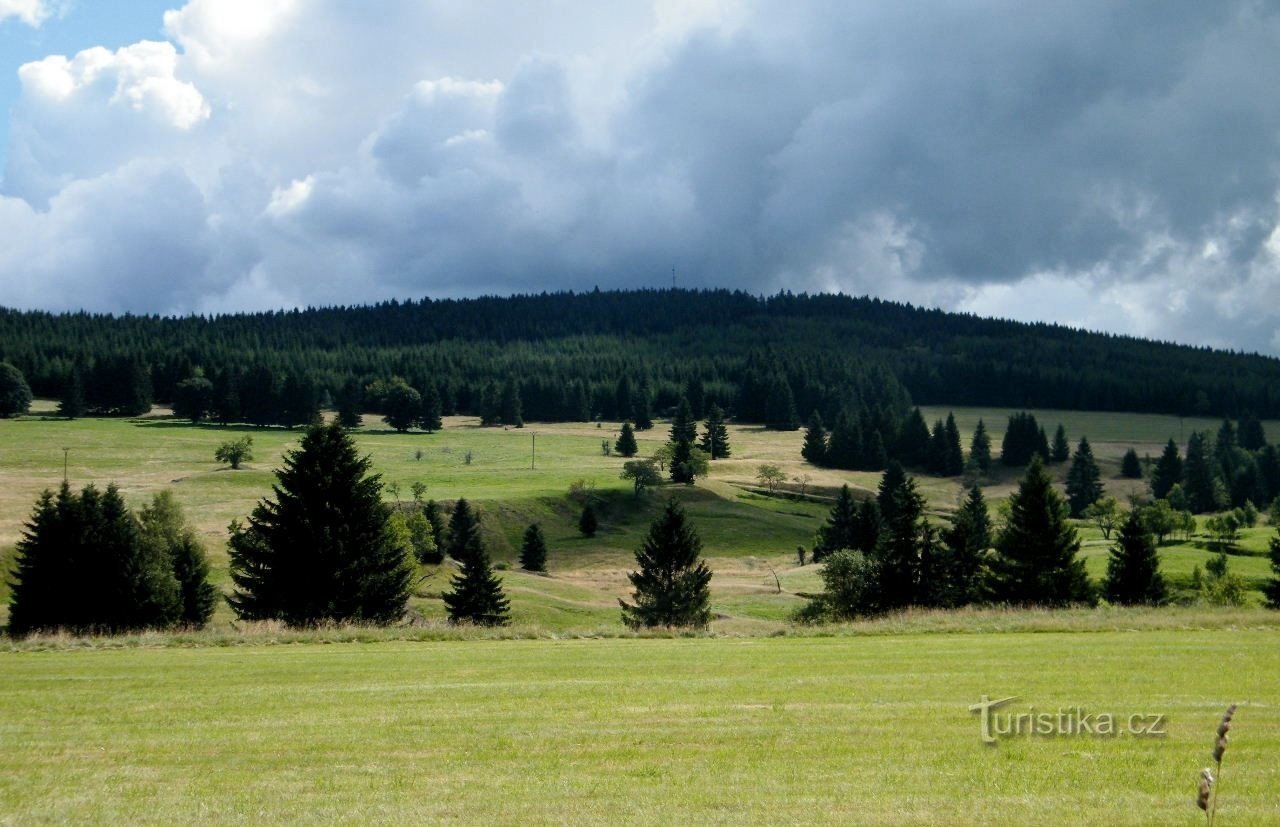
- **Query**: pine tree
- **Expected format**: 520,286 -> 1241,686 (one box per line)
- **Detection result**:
1035,426 -> 1051,462
927,419 -> 948,474
336,377 -> 364,428
669,397 -> 697,484
969,419 -> 992,474
989,457 -> 1093,606
813,485 -> 859,562
1120,448 -> 1143,479
943,413 -> 964,476
699,404 -> 731,459
7,488 -> 70,635
58,367 -> 86,419
943,484 -> 993,606
500,377 -> 523,427
866,429 -> 888,471
614,375 -> 633,421
619,499 -> 712,628
1182,431 -> 1222,513
578,503 -> 598,537
876,461 -> 910,527
872,464 -> 927,609
765,375 -> 800,430
447,498 -> 482,562
1265,531 -> 1280,609
1240,414 -> 1267,452
684,377 -> 706,419
227,422 -> 412,626
825,412 -> 860,470
442,525 -> 510,625
897,407 -> 932,468
1150,439 -> 1183,500
1050,424 -> 1070,463
632,380 -> 654,430
615,421 -> 639,457
520,524 -> 548,572
1103,510 -> 1166,605
1065,436 -> 1104,517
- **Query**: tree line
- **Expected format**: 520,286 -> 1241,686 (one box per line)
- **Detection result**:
6,289 -> 1280,428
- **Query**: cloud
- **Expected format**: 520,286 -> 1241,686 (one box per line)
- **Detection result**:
3,0 -> 1280,353
0,0 -> 51,28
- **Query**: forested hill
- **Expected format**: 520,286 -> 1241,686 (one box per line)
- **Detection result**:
2,288 -> 1279,421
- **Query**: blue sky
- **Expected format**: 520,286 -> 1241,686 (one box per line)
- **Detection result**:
0,2 -> 174,167
1,1 -> 1280,354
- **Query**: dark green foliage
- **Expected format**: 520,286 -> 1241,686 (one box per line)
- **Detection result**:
943,485 -> 993,606
226,422 -> 412,626
896,407 -> 932,468
989,457 -> 1093,606
173,375 -> 215,423
615,422 -> 639,457
1103,511 -> 1166,606
578,503 -> 599,537
501,377 -> 523,427
807,550 -> 881,620
699,404 -> 731,459
620,499 -> 712,629
0,361 -> 33,418
336,377 -> 364,428
927,419 -> 948,475
280,373 -> 320,429
1001,412 -> 1046,466
7,484 -> 193,635
765,375 -> 800,431
57,367 -> 85,419
418,384 -> 443,432
1150,439 -> 1183,500
383,379 -> 422,432
1265,532 -> 1280,609
614,375 -> 634,422
684,377 -> 706,419
632,380 -> 653,430
140,491 -> 218,626
1182,431 -> 1223,513
442,526 -> 510,626
5,290 -> 1280,429
1240,414 -> 1267,452
669,397 -> 697,484
968,419 -> 992,474
520,524 -> 548,572
423,499 -> 447,551
447,498 -> 482,561
813,485 -> 859,562
1050,424 -> 1070,463
943,413 -> 964,476
1121,448 -> 1143,479
926,414 -> 963,475
871,464 -> 927,609
1065,436 -> 1104,517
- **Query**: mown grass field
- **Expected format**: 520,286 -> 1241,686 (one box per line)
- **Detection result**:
1,628 -> 1277,823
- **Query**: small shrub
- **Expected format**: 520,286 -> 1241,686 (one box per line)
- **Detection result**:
214,436 -> 254,470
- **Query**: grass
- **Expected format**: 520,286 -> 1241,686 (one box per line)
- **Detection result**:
2,629 -> 1278,823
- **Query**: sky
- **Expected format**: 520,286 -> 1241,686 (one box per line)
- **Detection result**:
2,1 -> 1280,355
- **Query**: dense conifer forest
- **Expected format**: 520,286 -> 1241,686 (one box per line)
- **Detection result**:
3,289 -> 1280,430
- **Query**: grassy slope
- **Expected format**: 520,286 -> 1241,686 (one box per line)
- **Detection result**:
1,631 -> 1277,823
1,402 -> 1277,631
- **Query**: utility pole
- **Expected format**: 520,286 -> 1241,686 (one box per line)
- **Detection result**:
62,447 -> 69,482
531,432 -> 536,470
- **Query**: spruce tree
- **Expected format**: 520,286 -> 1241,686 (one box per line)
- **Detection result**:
1035,426 -> 1051,462
615,421 -> 639,457
1240,414 -> 1267,452
876,461 -> 910,526
669,397 -> 697,484
447,498 -> 482,562
58,367 -> 86,419
927,419 -> 948,474
520,524 -> 549,572
578,503 -> 599,537
632,381 -> 654,430
336,377 -> 364,428
943,484 -> 993,606
854,499 -> 882,553
619,499 -> 712,628
765,376 -> 800,430
1050,424 -> 1070,463
227,422 -> 413,626
897,407 -> 932,468
1102,510 -> 1166,605
1065,436 -> 1104,517
943,413 -> 964,476
1120,448 -> 1143,479
442,524 -> 510,625
969,419 -> 992,474
614,374 -> 633,421
7,489 -> 70,635
989,457 -> 1093,606
139,491 -> 218,627
684,377 -> 706,419
825,413 -> 860,470
1182,431 -> 1221,513
1150,439 -> 1183,500
813,485 -> 858,562
1265,531 -> 1280,610
699,404 -> 731,459
872,464 -> 927,609
866,429 -> 888,470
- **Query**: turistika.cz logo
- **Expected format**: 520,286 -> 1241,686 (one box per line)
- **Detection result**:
969,695 -> 1167,744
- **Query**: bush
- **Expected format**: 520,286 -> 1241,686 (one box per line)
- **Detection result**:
215,436 -> 254,469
